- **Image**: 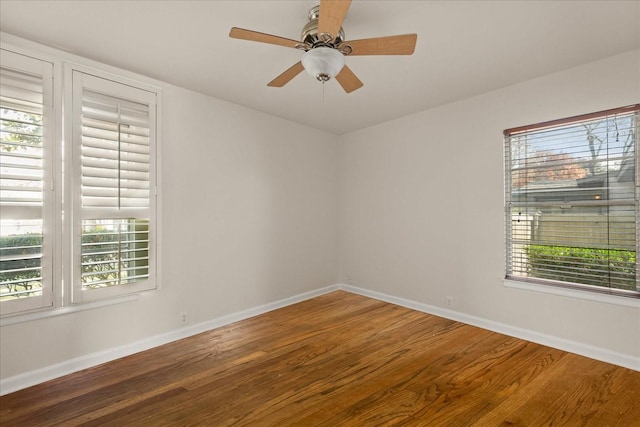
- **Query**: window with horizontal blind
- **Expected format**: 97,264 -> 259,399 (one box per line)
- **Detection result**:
0,49 -> 54,315
71,70 -> 157,302
505,105 -> 639,298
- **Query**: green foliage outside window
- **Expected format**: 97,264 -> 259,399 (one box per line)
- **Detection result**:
525,244 -> 636,291
0,226 -> 143,299
81,225 -> 122,289
81,221 -> 150,289
0,234 -> 42,299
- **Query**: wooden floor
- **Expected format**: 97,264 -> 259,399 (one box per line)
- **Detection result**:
1,291 -> 639,426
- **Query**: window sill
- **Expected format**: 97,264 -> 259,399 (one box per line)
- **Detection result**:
0,294 -> 138,326
503,279 -> 640,308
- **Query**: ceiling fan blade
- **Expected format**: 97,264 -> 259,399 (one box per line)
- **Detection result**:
335,65 -> 363,93
229,27 -> 300,49
344,34 -> 417,56
267,62 -> 305,87
318,0 -> 352,41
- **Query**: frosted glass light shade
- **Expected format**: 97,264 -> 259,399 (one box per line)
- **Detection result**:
301,47 -> 345,81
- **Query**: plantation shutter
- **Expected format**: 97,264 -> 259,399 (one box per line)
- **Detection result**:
0,68 -> 44,209
0,49 -> 54,313
72,71 -> 157,302
81,90 -> 150,209
505,105 -> 639,297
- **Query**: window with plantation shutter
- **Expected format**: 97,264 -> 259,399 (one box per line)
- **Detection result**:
505,105 -> 639,298
71,70 -> 157,302
0,49 -> 54,314
1,42 -> 160,320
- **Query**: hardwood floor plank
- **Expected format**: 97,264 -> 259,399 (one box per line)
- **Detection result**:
474,353 -> 640,426
1,290 -> 639,426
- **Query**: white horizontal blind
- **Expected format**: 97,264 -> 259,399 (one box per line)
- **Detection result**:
505,105 -> 639,296
0,50 -> 53,312
72,71 -> 156,300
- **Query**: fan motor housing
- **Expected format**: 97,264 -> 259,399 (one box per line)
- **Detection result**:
301,5 -> 345,46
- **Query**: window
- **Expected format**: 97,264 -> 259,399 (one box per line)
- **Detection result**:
505,105 -> 639,298
0,50 -> 54,315
0,45 -> 158,318
70,71 -> 157,302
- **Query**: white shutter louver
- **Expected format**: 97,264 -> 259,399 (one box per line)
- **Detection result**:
505,105 -> 639,296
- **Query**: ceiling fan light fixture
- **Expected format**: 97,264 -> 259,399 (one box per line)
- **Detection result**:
301,47 -> 345,82
229,0 -> 417,93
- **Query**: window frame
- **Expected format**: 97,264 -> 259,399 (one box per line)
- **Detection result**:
504,105 -> 640,299
0,48 -> 57,315
0,38 -> 160,321
68,67 -> 158,303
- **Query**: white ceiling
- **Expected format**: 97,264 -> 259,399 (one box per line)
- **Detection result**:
1,0 -> 639,134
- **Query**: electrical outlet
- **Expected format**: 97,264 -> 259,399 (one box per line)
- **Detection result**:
179,312 -> 188,324
445,296 -> 453,308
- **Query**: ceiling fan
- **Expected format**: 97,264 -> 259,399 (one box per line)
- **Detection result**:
229,0 -> 417,93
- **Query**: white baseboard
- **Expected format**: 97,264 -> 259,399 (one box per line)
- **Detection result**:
0,285 -> 339,396
2,282 -> 637,395
338,284 -> 640,372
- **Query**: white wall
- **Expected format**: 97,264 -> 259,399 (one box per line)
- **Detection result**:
161,86 -> 339,320
339,49 -> 640,361
0,80 -> 340,381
